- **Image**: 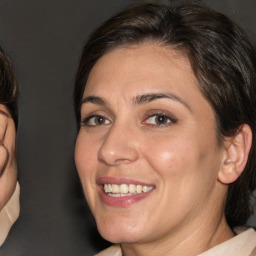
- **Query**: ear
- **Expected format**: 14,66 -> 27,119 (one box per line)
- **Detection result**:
218,124 -> 252,184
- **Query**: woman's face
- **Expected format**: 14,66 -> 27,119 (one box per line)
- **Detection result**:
75,43 -> 226,244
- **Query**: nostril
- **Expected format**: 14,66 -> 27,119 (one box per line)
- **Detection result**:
98,141 -> 138,165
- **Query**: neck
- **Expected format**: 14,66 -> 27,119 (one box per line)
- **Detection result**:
121,212 -> 234,256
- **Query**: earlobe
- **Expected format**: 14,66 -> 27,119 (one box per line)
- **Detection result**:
218,124 -> 252,184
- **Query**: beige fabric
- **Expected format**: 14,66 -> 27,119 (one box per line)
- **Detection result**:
95,227 -> 256,256
250,247 -> 256,256
0,182 -> 20,247
95,244 -> 122,256
199,228 -> 256,256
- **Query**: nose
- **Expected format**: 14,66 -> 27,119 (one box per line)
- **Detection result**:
98,122 -> 139,166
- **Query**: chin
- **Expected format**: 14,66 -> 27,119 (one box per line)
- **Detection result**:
99,229 -> 144,244
96,217 -> 148,244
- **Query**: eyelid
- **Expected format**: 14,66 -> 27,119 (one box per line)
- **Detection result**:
81,111 -> 112,127
142,110 -> 177,126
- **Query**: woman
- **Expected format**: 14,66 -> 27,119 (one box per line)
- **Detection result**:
0,46 -> 19,246
74,1 -> 256,255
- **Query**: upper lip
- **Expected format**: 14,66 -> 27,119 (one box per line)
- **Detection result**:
97,176 -> 155,187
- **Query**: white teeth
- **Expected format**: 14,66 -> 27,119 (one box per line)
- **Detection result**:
112,184 -> 119,193
120,184 -> 128,193
103,183 -> 154,195
128,184 -> 136,193
143,186 -> 150,192
136,185 -> 142,193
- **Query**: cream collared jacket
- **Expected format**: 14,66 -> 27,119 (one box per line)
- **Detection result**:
0,182 -> 20,247
95,227 -> 256,256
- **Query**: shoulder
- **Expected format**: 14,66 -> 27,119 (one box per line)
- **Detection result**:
198,226 -> 256,256
250,248 -> 256,256
95,244 -> 122,256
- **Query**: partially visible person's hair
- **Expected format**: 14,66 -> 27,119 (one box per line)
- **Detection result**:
0,46 -> 18,128
75,1 -> 256,227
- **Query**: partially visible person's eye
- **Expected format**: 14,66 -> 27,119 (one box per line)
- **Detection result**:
82,115 -> 111,127
142,113 -> 177,127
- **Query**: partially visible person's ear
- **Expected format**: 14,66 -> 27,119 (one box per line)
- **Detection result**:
0,104 -> 17,210
218,124 -> 252,184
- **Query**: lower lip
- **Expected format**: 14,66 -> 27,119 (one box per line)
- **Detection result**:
99,186 -> 154,207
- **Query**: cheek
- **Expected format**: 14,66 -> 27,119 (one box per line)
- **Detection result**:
74,132 -> 98,183
75,132 -> 100,210
144,137 -> 191,176
143,135 -> 214,198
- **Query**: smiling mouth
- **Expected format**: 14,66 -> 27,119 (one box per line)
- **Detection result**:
104,184 -> 154,197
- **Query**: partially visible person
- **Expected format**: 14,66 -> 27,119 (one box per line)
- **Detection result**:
74,1 -> 256,256
0,46 -> 19,246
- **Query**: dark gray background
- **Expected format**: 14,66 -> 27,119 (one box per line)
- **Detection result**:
0,0 -> 255,255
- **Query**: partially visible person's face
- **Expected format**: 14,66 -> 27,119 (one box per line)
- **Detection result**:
0,104 -> 17,210
75,43 -> 226,245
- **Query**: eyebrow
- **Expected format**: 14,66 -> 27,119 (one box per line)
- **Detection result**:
81,96 -> 107,106
81,92 -> 190,111
133,92 -> 190,110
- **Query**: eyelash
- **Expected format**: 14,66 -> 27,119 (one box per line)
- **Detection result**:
142,113 -> 177,127
81,114 -> 111,127
81,112 -> 177,128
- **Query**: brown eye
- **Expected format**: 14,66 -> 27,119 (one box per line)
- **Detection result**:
155,115 -> 170,124
84,115 -> 111,126
144,114 -> 173,126
94,116 -> 104,125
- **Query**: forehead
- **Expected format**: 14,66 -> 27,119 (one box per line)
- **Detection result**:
85,43 -> 196,95
84,44 -> 210,110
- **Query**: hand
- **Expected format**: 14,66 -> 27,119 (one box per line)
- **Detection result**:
0,110 -> 10,176
0,105 -> 17,210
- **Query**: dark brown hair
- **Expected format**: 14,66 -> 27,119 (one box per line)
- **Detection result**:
0,46 -> 18,128
75,1 -> 256,227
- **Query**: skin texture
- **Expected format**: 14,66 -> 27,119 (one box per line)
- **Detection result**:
75,43 -> 251,256
0,104 -> 17,210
